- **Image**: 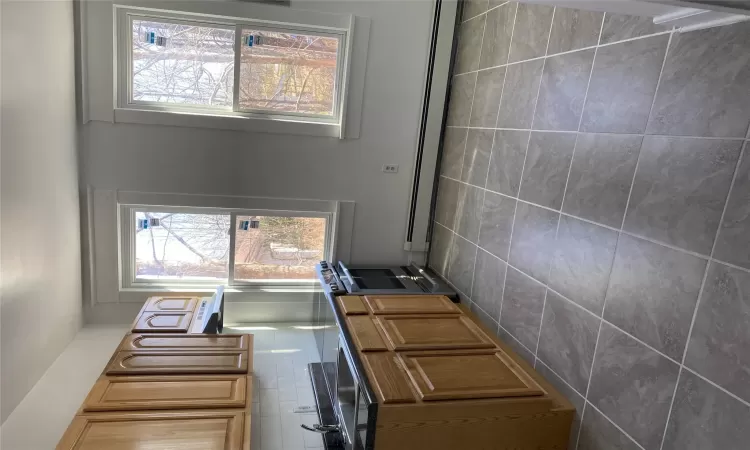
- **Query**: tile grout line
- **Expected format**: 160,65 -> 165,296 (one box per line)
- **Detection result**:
482,0 -> 517,330
585,401 -> 648,450
540,17 -> 604,394
461,1 -> 510,25
682,365 -> 750,409
524,0 -> 556,376
536,356 -> 584,401
444,125 -> 748,142
497,0 -> 546,340
499,322 -> 537,357
465,7 -> 491,302
452,28 -> 674,77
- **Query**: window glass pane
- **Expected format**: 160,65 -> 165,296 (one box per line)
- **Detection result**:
234,216 -> 326,282
131,19 -> 235,106
238,29 -> 339,116
135,212 -> 230,281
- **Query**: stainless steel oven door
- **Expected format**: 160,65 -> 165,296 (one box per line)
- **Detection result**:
334,334 -> 362,450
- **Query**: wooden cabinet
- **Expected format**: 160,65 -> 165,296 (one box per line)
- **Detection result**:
105,351 -> 248,375
120,334 -> 251,353
346,316 -> 388,351
338,296 -> 369,315
397,349 -> 547,401
132,311 -> 194,333
376,315 -> 496,351
56,410 -> 249,450
82,375 -> 249,412
361,353 -> 415,404
363,295 -> 460,315
143,296 -> 199,313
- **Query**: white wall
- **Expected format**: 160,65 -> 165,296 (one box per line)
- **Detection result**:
1,0 -> 82,423
80,0 -> 436,321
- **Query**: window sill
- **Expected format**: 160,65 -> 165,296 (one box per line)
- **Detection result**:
114,108 -> 342,138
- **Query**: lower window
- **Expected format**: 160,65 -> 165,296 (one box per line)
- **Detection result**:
128,207 -> 330,288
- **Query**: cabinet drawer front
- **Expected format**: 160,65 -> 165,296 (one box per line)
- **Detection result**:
120,334 -> 250,352
338,296 -> 369,315
377,315 -> 496,351
361,353 -> 416,404
144,296 -> 199,313
82,375 -> 249,412
346,316 -> 388,351
133,311 -> 194,333
398,349 -> 546,401
56,410 -> 248,450
364,295 -> 460,315
106,351 -> 248,375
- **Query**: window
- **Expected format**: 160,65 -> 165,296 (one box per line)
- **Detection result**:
134,211 -> 231,282
233,216 -> 327,282
118,8 -> 347,125
124,206 -> 332,288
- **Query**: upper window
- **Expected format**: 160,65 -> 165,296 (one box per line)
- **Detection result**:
119,9 -> 346,124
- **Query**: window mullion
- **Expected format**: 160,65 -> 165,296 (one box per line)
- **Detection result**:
232,24 -> 242,112
228,212 -> 237,286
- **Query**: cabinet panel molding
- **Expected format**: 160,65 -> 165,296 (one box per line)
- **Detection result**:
56,410 -> 249,450
132,311 -> 194,333
144,296 -> 199,313
363,295 -> 460,315
105,351 -> 248,375
82,375 -> 248,412
398,349 -> 546,401
377,315 -> 496,351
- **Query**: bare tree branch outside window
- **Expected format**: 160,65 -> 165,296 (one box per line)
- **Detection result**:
135,212 -> 326,282
130,19 -> 340,116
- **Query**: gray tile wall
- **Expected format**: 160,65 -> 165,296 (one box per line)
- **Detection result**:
430,2 -> 750,449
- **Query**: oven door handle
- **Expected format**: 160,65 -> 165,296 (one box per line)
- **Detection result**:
338,262 -> 361,292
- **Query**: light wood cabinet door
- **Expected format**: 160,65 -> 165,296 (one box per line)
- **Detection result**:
105,351 -> 248,375
346,316 -> 388,351
363,295 -> 460,315
376,315 -> 496,351
143,296 -> 199,313
338,296 -> 368,315
398,349 -> 546,401
82,375 -> 249,412
361,353 -> 416,404
120,334 -> 251,352
56,410 -> 249,450
132,311 -> 194,333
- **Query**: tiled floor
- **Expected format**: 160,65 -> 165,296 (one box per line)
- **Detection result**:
0,323 -> 323,450
224,323 -> 324,450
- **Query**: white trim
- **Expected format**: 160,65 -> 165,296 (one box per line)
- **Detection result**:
114,108 -> 341,137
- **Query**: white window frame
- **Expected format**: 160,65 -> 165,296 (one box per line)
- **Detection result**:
113,2 -> 355,137
120,204 -> 335,290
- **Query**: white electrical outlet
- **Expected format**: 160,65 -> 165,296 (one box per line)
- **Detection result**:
382,164 -> 399,173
